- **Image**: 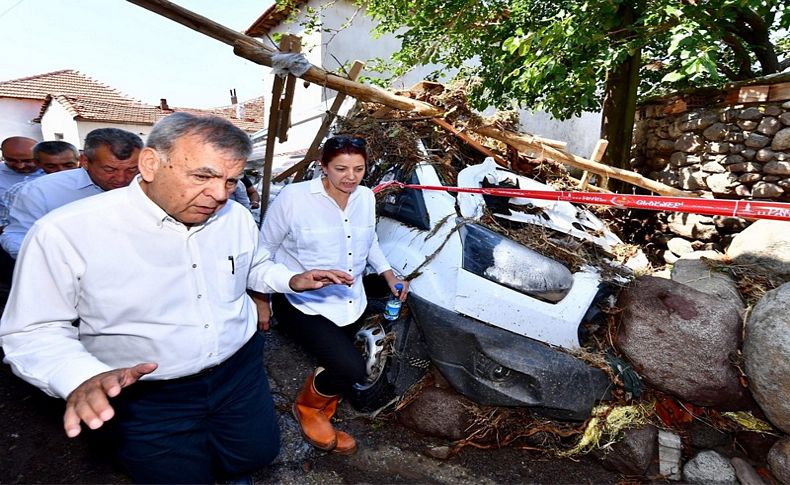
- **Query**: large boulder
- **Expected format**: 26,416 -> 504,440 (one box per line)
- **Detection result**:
767,437 -> 790,485
683,450 -> 737,484
726,220 -> 790,282
743,283 -> 790,433
670,251 -> 744,311
616,277 -> 747,408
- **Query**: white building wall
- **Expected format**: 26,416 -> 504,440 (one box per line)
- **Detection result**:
76,121 -> 151,147
39,101 -> 81,146
518,110 -> 603,160
40,101 -> 152,148
0,98 -> 44,141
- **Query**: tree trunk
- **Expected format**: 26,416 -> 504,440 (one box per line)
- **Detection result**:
600,3 -> 641,192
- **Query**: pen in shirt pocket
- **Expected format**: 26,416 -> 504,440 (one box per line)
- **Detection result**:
228,255 -> 235,274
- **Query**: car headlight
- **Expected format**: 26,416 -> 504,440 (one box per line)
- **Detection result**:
460,223 -> 573,303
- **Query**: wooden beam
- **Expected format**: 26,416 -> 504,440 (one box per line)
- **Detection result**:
127,0 -> 691,197
275,60 -> 365,183
259,37 -> 289,218
474,125 -> 688,196
579,139 -> 608,190
127,0 -> 259,48
234,40 -> 441,116
431,118 -> 508,168
277,35 -> 301,142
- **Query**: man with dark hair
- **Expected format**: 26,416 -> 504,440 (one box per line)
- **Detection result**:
0,128 -> 142,259
33,140 -> 80,173
0,112 -> 353,483
241,175 -> 261,209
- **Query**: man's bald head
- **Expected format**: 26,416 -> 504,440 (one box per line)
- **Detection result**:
1,137 -> 38,174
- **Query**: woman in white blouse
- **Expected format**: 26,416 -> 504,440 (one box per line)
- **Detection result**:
259,136 -> 408,455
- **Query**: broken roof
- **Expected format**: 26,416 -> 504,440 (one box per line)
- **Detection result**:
245,0 -> 309,37
0,69 -> 138,104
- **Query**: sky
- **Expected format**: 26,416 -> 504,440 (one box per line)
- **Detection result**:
0,0 -> 276,108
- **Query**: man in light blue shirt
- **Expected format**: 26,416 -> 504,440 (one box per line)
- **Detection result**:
0,137 -> 44,215
0,141 -> 80,229
0,129 -> 142,270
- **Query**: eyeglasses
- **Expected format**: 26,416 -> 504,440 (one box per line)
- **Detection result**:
325,136 -> 366,149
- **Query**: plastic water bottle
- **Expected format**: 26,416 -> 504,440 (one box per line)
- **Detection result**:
383,283 -> 404,321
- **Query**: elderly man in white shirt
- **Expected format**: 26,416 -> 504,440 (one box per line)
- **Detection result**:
0,112 -> 352,484
0,128 -> 143,260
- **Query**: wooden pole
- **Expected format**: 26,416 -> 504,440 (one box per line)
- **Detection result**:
579,140 -> 609,190
127,0 -> 691,197
276,35 -> 301,142
259,37 -> 289,219
290,60 -> 366,182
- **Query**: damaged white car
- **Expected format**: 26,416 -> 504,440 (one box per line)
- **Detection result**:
351,158 -> 630,420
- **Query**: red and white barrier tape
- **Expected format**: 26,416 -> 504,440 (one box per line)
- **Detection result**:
373,181 -> 790,222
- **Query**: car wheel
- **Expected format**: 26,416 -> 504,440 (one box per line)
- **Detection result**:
348,321 -> 398,412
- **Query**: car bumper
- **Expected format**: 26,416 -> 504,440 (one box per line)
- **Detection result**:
409,293 -> 612,420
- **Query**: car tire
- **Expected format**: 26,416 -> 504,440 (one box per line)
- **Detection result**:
348,321 -> 399,413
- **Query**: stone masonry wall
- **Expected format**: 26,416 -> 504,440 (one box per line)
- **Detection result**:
632,100 -> 790,202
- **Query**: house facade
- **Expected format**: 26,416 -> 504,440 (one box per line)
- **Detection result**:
1,70 -> 265,150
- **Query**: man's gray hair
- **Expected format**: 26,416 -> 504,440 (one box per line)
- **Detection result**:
33,141 -> 79,160
84,128 -> 143,161
147,112 -> 252,161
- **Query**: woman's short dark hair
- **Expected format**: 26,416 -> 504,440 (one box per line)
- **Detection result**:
320,136 -> 367,165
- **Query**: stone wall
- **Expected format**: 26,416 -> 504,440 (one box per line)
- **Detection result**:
632,100 -> 790,202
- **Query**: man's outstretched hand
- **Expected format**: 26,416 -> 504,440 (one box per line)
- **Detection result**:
63,362 -> 158,438
289,269 -> 354,291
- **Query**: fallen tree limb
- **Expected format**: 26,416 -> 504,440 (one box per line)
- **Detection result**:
126,0 -> 691,197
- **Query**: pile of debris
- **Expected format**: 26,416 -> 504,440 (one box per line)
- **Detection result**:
332,84 -> 790,483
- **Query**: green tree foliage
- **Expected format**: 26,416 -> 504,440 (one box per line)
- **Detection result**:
363,0 -> 789,120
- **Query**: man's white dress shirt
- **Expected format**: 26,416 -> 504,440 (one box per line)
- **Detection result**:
0,164 -> 44,215
0,177 -> 296,399
0,168 -> 103,258
260,177 -> 391,326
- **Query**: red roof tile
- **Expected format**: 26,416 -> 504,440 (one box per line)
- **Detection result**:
36,95 -> 265,133
0,69 -> 138,103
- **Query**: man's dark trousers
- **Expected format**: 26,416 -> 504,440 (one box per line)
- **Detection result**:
110,332 -> 280,484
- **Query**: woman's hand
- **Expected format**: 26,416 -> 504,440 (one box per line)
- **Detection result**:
382,270 -> 410,302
